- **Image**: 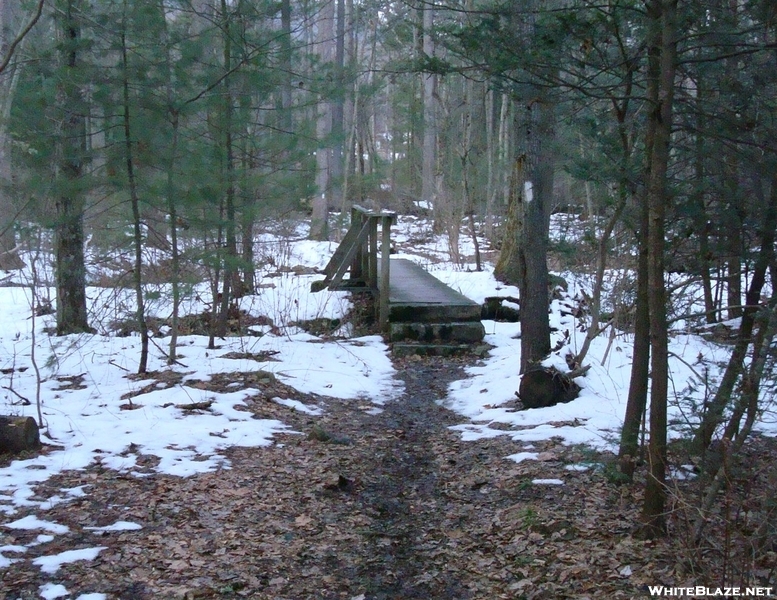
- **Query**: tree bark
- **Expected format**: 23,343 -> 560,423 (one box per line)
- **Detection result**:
166,111 -> 181,364
421,3 -> 438,227
518,100 -> 553,372
329,0 -> 345,209
120,1 -> 148,374
0,0 -> 22,269
310,0 -> 335,241
216,0 -> 237,338
55,0 -> 90,336
619,197 -> 650,479
280,0 -> 292,131
640,0 -> 678,538
494,150 -> 522,284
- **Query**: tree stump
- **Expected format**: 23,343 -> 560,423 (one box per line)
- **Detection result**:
518,367 -> 580,409
0,416 -> 41,454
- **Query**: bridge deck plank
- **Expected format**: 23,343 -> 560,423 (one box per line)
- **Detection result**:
378,258 -> 481,322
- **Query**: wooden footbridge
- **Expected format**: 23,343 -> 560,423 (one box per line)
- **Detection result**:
312,206 -> 485,350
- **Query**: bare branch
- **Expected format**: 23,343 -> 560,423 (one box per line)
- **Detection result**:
0,0 -> 46,76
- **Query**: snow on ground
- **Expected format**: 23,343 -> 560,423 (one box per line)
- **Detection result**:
442,267 -> 777,452
1,213 -> 775,593
0,232 -> 406,589
33,547 -> 108,574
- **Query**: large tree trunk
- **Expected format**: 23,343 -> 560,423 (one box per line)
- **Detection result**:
517,95 -> 554,372
493,91 -> 554,374
493,151 -> 522,284
640,0 -> 678,538
55,0 -> 90,336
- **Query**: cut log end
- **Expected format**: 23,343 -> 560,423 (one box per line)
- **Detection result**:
0,416 -> 41,454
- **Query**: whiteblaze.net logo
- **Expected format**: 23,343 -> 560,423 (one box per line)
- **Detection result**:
647,587 -> 774,597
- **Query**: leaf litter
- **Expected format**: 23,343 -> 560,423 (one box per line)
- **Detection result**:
2,352 -> 751,599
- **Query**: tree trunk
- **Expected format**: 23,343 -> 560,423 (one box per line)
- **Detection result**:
55,0 -> 90,336
0,0 -> 43,271
640,0 -> 678,538
484,88 -> 496,240
329,0 -> 345,210
494,151 -> 523,284
421,3 -> 438,225
166,111 -> 181,364
240,161 -> 256,295
618,197 -> 650,479
723,180 -> 743,320
160,0 -> 181,365
692,69 -> 716,324
120,2 -> 148,374
310,0 -> 335,241
518,93 -> 554,372
216,0 -> 237,339
279,0 -> 292,131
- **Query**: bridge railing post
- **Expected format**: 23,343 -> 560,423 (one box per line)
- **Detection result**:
351,206 -> 364,281
367,217 -> 378,290
379,214 -> 393,330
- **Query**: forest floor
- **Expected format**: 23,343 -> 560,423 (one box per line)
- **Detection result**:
2,352 -> 774,600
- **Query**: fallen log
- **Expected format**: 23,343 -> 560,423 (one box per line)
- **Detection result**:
0,416 -> 41,454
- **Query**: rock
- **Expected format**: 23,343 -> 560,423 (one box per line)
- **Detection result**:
481,296 -> 520,322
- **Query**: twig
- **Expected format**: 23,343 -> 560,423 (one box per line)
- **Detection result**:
175,400 -> 213,411
149,336 -> 188,368
0,0 -> 46,76
108,359 -> 130,372
1,385 -> 30,405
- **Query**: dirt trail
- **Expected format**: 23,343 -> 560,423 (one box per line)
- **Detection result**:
1,354 -> 653,600
353,358 -> 473,599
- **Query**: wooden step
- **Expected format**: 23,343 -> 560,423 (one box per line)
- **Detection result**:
392,343 -> 474,358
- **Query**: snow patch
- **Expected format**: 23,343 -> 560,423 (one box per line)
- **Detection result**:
85,521 -> 142,533
32,547 -> 108,574
5,516 -> 69,535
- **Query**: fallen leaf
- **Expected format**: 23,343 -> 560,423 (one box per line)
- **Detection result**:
294,514 -> 313,527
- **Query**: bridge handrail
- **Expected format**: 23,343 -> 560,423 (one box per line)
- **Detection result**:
311,205 -> 396,328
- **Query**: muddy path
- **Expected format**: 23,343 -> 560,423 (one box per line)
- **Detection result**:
351,357 -> 473,599
2,354 -> 653,600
